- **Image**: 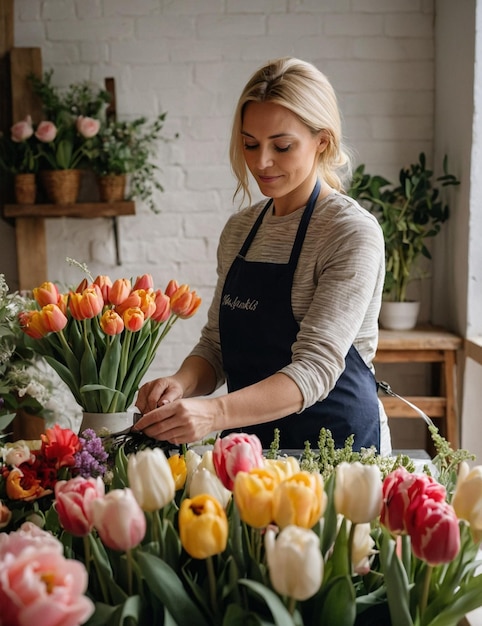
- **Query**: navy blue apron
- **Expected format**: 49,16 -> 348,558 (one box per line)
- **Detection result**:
219,181 -> 380,452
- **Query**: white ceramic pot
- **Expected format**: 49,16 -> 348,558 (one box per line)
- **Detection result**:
379,301 -> 421,331
79,411 -> 133,435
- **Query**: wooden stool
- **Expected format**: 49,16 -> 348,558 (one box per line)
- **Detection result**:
374,326 -> 463,449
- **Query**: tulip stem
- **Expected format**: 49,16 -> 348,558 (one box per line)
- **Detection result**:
287,596 -> 296,616
419,564 -> 433,617
206,556 -> 218,616
83,534 -> 91,576
126,548 -> 134,597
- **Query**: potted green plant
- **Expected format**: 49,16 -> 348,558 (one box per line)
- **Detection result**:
347,153 -> 460,329
90,113 -> 173,212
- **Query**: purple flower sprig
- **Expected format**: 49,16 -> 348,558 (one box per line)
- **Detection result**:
74,429 -> 108,478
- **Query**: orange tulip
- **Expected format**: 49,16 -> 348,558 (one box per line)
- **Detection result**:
152,289 -> 171,322
32,281 -> 60,307
57,292 -> 68,315
133,273 -> 154,291
135,289 -> 156,319
75,278 -> 89,293
6,468 -> 46,501
100,309 -> 124,335
123,307 -> 145,332
170,285 -> 202,319
115,291 -> 141,316
18,310 -> 47,339
165,279 -> 179,298
94,275 -> 113,302
110,278 -> 131,305
39,303 -> 68,333
69,285 -> 103,320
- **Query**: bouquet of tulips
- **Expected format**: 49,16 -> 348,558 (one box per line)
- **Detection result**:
17,269 -> 201,413
2,426 -> 482,626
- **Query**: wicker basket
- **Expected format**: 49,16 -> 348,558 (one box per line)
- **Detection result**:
14,173 -> 37,204
40,169 -> 82,204
97,174 -> 127,202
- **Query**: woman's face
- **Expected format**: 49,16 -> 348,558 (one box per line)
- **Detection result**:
241,101 -> 327,213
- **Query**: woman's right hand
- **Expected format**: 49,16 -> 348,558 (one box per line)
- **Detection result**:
136,376 -> 185,414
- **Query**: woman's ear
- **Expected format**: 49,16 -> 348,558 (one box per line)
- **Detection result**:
317,130 -> 330,154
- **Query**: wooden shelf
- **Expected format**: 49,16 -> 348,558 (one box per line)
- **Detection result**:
4,201 -> 136,219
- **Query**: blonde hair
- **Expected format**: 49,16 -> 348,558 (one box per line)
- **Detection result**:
229,57 -> 352,206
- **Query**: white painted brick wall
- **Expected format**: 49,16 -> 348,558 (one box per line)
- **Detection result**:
8,0 -> 435,435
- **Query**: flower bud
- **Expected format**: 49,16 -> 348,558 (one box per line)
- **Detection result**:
93,275 -> 113,302
11,115 -> 33,142
54,476 -> 105,536
190,467 -> 232,509
167,453 -> 187,491
410,499 -> 460,565
69,285 -> 104,320
179,494 -> 228,559
76,115 -> 100,138
452,461 -> 482,542
100,309 -> 124,335
39,303 -> 68,333
133,274 -> 154,291
152,289 -> 171,322
109,278 -> 131,305
123,307 -> 145,332
127,447 -> 175,512
265,525 -> 323,601
18,310 -> 47,339
165,279 -> 179,298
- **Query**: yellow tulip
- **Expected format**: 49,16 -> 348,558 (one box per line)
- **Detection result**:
272,471 -> 326,529
264,456 -> 300,481
179,494 -> 228,559
234,468 -> 280,528
167,454 -> 187,491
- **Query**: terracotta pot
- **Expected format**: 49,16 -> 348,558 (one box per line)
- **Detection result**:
11,408 -> 45,441
97,174 -> 127,202
40,169 -> 82,204
14,173 -> 37,204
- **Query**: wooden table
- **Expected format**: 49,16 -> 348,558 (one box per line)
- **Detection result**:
374,326 -> 463,449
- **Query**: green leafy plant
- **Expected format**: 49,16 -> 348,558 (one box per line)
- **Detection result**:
91,113 -> 174,213
347,153 -> 460,302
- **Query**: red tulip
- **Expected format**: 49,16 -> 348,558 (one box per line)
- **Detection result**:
100,309 -> 124,335
410,499 -> 460,565
39,303 -> 68,333
213,433 -> 264,491
32,281 -> 60,307
123,307 -> 145,332
41,424 -> 81,470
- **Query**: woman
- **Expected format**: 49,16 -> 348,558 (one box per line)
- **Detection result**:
135,57 -> 391,454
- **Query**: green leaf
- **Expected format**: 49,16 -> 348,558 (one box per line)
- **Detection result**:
136,551 -> 211,626
238,579 -> 295,626
378,530 -> 413,626
317,575 -> 356,626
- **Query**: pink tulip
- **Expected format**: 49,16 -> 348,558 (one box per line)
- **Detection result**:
0,544 -> 94,626
90,488 -> 146,551
152,289 -> 171,322
109,278 -> 132,305
76,115 -> 100,138
54,476 -> 105,537
133,273 -> 154,291
39,303 -> 68,333
100,309 -> 124,335
11,115 -> 34,142
165,279 -> 179,298
35,120 -> 57,143
32,281 -> 60,307
213,433 -> 265,491
409,498 -> 460,565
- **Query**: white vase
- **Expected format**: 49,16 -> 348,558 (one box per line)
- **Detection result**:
379,301 -> 421,331
79,411 -> 133,435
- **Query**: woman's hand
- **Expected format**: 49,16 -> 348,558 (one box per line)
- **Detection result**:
132,398 -> 218,445
136,377 -> 184,413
